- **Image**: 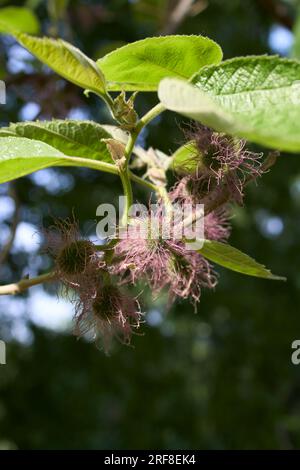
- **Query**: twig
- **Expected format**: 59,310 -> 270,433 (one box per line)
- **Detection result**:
0,272 -> 57,296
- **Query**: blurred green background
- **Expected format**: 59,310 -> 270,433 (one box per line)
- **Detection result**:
1,0 -> 300,450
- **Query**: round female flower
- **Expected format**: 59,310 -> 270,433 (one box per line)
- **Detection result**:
203,208 -> 231,242
113,210 -> 218,307
75,282 -> 142,353
182,124 -> 263,204
45,217 -> 104,293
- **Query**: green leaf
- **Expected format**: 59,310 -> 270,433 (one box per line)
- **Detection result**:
195,240 -> 285,280
0,137 -> 65,184
158,56 -> 300,152
0,7 -> 40,34
0,136 -> 118,184
158,78 -> 234,133
15,33 -> 106,95
97,35 -> 222,91
3,120 -> 113,164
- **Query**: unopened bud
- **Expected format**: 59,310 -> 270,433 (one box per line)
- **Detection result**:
112,91 -> 138,131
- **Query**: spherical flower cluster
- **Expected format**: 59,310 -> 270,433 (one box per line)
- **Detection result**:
182,123 -> 264,204
45,217 -> 102,294
75,282 -> 141,353
45,218 -> 141,352
112,206 -> 227,308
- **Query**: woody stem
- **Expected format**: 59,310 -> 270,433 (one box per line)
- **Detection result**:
0,271 -> 57,296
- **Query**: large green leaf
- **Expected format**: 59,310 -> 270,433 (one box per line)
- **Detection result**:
1,120 -> 113,164
15,33 -> 106,95
0,137 -> 118,184
158,78 -> 235,134
0,137 -> 66,184
0,7 -> 40,34
97,35 -> 222,91
158,56 -> 300,152
195,240 -> 285,280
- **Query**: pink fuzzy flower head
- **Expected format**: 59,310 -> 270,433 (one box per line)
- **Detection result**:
113,209 -> 218,307
169,180 -> 231,242
166,244 -> 218,306
75,282 -> 142,353
203,208 -> 231,242
184,124 -> 263,204
45,217 -> 104,294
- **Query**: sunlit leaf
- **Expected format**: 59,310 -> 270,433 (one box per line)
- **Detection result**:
0,137 -> 66,184
15,33 -> 106,95
158,56 -> 300,152
194,239 -> 285,280
97,35 -> 222,91
0,137 -> 117,184
3,120 -> 113,163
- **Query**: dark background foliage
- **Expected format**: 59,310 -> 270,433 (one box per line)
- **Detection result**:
0,0 -> 300,450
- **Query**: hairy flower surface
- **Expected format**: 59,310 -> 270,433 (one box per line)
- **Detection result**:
203,209 -> 231,242
183,124 -> 263,204
113,210 -> 218,307
169,179 -> 231,242
75,283 -> 142,353
45,217 -> 104,293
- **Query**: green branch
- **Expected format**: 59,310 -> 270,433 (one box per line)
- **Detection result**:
117,102 -> 166,225
59,155 -> 158,191
136,103 -> 165,132
119,164 -> 133,226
